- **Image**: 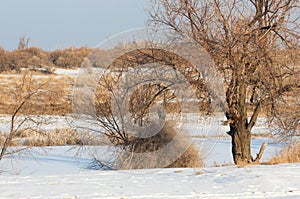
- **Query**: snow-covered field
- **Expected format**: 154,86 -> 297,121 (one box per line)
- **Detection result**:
0,114 -> 299,198
0,148 -> 299,199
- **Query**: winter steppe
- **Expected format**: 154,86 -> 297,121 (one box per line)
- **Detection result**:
0,114 -> 299,199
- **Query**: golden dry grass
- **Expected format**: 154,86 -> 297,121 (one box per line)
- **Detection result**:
0,128 -> 82,147
21,128 -> 82,146
0,131 -> 21,147
267,141 -> 300,164
0,73 -> 74,115
0,128 -> 109,147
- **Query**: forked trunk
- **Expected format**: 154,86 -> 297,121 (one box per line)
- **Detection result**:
225,66 -> 254,165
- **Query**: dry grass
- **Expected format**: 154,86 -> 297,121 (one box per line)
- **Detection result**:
21,128 -> 82,146
0,128 -> 83,147
117,121 -> 202,169
0,131 -> 21,147
267,141 -> 300,164
0,73 -> 74,115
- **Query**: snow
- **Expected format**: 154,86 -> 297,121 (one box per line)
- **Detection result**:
0,115 -> 73,133
0,147 -> 90,176
197,137 -> 284,166
54,68 -> 104,76
0,113 -> 272,140
0,155 -> 300,198
0,140 -> 297,198
54,68 -> 82,76
0,114 -> 299,198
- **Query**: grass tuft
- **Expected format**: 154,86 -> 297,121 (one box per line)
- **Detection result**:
267,141 -> 300,164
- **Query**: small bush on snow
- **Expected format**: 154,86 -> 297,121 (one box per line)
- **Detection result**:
116,121 -> 202,169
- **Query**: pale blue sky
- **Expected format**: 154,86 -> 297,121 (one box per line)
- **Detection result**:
0,0 -> 148,50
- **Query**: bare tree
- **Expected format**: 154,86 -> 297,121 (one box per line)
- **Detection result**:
73,46 -> 210,168
0,73 -> 53,161
18,36 -> 30,50
150,0 -> 300,164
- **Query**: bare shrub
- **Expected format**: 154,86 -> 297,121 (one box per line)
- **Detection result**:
73,43 -> 210,170
18,36 -> 30,50
168,143 -> 201,168
117,121 -> 202,169
268,141 -> 300,164
0,48 -> 9,72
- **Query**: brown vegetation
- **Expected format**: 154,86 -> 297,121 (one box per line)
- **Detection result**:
0,46 -> 92,72
49,47 -> 92,69
22,128 -> 82,146
0,45 -> 298,118
0,72 -> 73,115
0,128 -> 82,147
0,72 -> 65,160
267,141 -> 300,164
117,121 -> 202,169
150,0 -> 300,165
0,38 -> 298,168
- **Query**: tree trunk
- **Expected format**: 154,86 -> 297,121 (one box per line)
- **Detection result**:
228,120 -> 252,165
225,64 -> 253,165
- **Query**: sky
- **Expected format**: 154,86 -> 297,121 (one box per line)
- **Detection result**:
0,0 -> 148,50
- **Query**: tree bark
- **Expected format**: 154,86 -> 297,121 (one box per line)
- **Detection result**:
229,120 -> 252,165
226,68 -> 253,165
253,142 -> 268,163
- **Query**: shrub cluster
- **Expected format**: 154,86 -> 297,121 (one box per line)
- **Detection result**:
0,47 -> 92,72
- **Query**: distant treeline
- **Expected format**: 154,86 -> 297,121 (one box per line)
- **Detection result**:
0,46 -> 299,73
0,47 -> 92,72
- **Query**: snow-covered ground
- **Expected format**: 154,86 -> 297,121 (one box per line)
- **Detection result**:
54,68 -> 104,76
0,114 -> 299,198
0,148 -> 299,199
